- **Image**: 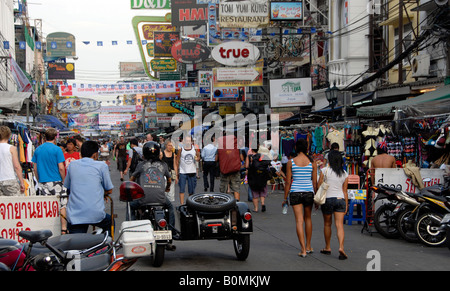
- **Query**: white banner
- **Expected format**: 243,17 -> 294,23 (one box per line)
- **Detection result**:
98,113 -> 142,125
9,55 -> 33,93
374,168 -> 444,194
98,105 -> 142,113
59,81 -> 186,97
1,196 -> 61,242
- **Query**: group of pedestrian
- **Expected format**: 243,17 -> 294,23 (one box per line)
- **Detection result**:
284,138 -> 349,260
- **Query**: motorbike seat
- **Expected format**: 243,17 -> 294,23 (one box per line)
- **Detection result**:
19,230 -> 52,244
24,233 -> 111,257
142,203 -> 165,207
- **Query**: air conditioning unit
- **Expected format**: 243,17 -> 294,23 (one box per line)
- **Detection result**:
411,54 -> 431,78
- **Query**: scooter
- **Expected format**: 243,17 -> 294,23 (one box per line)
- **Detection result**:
0,229 -> 139,271
120,181 -> 253,267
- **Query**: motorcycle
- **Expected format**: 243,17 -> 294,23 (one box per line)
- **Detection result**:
412,188 -> 450,247
371,184 -> 420,239
0,228 -> 141,271
120,181 -> 253,267
439,213 -> 450,250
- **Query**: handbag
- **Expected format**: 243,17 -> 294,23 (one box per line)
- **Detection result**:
314,168 -> 329,205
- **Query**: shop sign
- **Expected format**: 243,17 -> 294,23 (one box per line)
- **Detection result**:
154,31 -> 180,57
171,40 -> 210,64
219,0 -> 269,28
171,0 -> 208,27
131,0 -> 171,9
374,168 -> 444,194
269,78 -> 312,108
213,67 -> 263,87
57,97 -> 101,113
211,86 -> 246,102
48,63 -> 75,80
150,59 -> 178,72
170,101 -> 195,117
211,41 -> 260,67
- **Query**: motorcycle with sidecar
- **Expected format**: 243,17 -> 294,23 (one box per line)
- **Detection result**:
119,181 -> 253,267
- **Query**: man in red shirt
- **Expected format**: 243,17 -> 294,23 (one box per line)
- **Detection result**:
64,138 -> 80,173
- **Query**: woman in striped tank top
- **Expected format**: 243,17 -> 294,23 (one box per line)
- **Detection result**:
283,139 -> 317,257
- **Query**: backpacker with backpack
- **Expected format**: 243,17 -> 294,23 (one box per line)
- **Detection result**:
247,153 -> 272,191
129,148 -> 143,174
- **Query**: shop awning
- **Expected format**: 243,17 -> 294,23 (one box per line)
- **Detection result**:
0,91 -> 32,111
357,85 -> 450,117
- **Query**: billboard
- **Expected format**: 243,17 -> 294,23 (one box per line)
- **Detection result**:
270,1 -> 303,21
46,32 -> 76,58
48,63 -> 75,80
171,0 -> 208,27
269,78 -> 312,108
218,0 -> 269,28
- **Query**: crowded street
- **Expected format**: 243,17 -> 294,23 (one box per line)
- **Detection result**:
1,0 -> 450,275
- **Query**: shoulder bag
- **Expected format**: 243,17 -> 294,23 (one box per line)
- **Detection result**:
314,168 -> 329,205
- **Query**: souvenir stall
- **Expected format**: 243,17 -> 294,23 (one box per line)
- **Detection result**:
0,119 -> 40,196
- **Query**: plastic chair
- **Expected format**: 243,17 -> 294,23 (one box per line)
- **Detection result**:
347,175 -> 360,189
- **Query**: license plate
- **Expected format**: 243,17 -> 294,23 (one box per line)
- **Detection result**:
442,214 -> 450,224
154,230 -> 172,240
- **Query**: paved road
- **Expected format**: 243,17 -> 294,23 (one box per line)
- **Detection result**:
105,158 -> 450,272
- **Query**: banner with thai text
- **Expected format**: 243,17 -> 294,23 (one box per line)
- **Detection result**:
1,196 -> 61,242
59,81 -> 186,97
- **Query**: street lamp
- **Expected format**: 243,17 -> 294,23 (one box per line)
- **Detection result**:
325,82 -> 339,122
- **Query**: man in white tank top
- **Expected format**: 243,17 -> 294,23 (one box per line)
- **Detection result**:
175,135 -> 200,204
0,126 -> 25,196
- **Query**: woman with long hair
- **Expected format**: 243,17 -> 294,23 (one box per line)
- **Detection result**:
283,139 -> 317,257
318,150 -> 349,260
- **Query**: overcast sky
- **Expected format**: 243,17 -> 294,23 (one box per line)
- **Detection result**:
28,0 -> 167,86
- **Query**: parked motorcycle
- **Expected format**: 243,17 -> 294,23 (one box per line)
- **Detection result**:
0,228 -> 142,271
439,213 -> 450,250
371,184 -> 420,239
120,181 -> 253,267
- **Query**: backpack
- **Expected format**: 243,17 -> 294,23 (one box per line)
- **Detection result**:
130,148 -> 143,173
248,153 -> 271,191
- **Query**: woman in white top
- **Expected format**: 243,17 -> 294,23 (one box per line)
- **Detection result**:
0,126 -> 25,196
175,136 -> 200,204
317,150 -> 349,260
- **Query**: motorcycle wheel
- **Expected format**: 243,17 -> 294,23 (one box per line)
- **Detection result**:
415,212 -> 446,247
396,208 -> 418,243
152,245 -> 165,267
233,234 -> 250,261
187,193 -> 236,212
374,203 -> 400,239
447,229 -> 450,251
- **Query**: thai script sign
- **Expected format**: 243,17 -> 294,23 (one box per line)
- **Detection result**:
1,196 -> 61,242
213,67 -> 263,87
219,0 -> 269,28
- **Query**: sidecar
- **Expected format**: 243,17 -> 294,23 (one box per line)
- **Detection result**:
178,192 -> 253,261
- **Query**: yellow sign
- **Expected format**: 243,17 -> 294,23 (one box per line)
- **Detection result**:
150,59 -> 177,72
156,100 -> 182,114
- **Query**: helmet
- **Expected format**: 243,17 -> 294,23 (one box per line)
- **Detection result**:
142,141 -> 160,161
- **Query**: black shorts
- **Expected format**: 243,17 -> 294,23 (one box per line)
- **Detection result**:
289,191 -> 314,207
321,197 -> 346,214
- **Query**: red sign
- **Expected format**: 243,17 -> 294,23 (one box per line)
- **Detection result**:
171,40 -> 211,64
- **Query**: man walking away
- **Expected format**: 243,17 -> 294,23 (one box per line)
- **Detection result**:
32,128 -> 67,234
201,136 -> 218,192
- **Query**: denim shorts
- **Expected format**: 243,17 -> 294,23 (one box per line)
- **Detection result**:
179,173 -> 197,195
289,191 -> 314,207
321,197 -> 346,214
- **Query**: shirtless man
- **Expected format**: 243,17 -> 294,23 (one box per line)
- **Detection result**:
371,144 -> 396,184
